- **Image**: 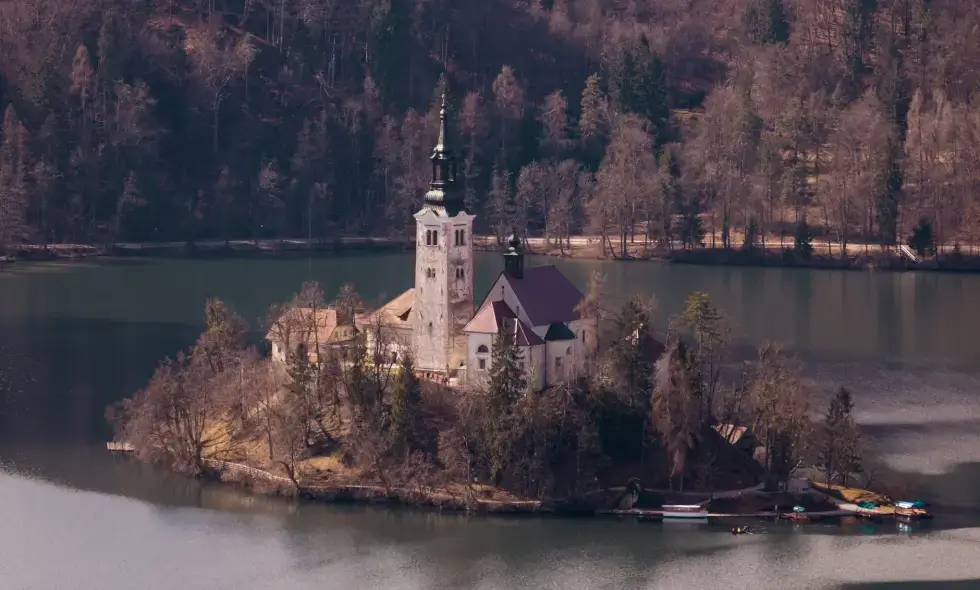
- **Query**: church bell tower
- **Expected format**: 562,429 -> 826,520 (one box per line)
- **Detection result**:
412,90 -> 475,375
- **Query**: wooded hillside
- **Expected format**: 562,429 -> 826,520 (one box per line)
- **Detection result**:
0,0 -> 978,252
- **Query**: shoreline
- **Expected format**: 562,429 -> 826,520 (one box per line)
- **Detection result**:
5,236 -> 980,273
106,451 -> 878,524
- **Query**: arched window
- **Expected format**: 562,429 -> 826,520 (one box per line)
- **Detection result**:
425,230 -> 431,246
432,230 -> 438,245
477,344 -> 489,354
428,322 -> 433,334
566,347 -> 573,355
459,229 -> 465,245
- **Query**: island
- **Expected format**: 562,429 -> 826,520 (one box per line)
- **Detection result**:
107,88 -> 926,524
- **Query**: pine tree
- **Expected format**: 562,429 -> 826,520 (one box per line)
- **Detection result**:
610,296 -> 657,409
794,216 -> 814,260
485,328 -> 526,481
488,329 -> 526,410
287,342 -> 313,402
578,73 -> 609,167
389,354 -> 422,454
908,218 -> 935,257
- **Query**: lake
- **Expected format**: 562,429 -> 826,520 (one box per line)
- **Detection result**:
2,253 -> 980,589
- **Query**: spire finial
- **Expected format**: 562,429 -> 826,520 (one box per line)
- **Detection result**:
436,86 -> 448,152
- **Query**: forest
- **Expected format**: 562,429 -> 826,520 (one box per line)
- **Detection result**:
1,0 -> 979,256
108,278 -> 863,502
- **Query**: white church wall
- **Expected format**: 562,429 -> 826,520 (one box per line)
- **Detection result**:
465,332 -> 494,387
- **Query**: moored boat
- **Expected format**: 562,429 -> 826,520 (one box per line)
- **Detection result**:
780,511 -> 810,522
894,507 -> 932,520
662,504 -> 709,519
894,500 -> 932,520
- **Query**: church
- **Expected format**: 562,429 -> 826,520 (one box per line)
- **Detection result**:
364,91 -> 596,390
271,92 -> 595,390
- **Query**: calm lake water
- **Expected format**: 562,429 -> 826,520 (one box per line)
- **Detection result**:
2,253 -> 980,589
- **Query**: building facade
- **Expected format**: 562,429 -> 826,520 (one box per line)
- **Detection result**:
462,234 -> 594,390
268,90 -> 596,389
411,92 -> 475,374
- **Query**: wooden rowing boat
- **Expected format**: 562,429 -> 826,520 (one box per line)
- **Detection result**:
662,504 -> 709,520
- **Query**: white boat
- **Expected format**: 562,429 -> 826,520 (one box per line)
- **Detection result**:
662,504 -> 709,519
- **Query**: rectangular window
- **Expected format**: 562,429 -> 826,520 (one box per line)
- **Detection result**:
478,359 -> 486,370
555,357 -> 562,370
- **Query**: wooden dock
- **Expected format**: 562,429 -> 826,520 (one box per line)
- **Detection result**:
597,508 -> 854,520
106,441 -> 135,452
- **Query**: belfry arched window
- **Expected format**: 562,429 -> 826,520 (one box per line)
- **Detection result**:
432,230 -> 438,245
425,230 -> 431,246
459,229 -> 465,245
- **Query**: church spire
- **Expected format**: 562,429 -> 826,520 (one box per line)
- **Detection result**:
424,86 -> 462,215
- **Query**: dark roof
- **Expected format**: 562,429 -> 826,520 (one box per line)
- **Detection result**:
503,265 -> 584,326
544,322 -> 576,341
515,320 -> 545,347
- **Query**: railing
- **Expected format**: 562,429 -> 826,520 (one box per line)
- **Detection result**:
898,244 -> 921,264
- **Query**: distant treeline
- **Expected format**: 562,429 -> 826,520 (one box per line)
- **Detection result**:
1,0 -> 977,257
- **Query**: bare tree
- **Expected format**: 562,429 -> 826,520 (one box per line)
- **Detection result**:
746,343 -> 813,489
593,114 -> 658,258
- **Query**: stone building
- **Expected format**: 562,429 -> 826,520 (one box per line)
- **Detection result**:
275,90 -> 595,389
461,233 -> 594,389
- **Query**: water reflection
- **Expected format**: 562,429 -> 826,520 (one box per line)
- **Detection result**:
2,255 -> 980,588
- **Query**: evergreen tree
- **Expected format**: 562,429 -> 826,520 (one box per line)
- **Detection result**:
610,296 -> 657,409
578,73 -> 609,168
612,37 -> 669,142
485,328 -> 526,481
678,205 -> 705,249
488,329 -> 526,411
389,354 -> 422,454
876,138 -> 902,248
908,218 -> 935,257
794,216 -> 814,260
287,342 -> 313,403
